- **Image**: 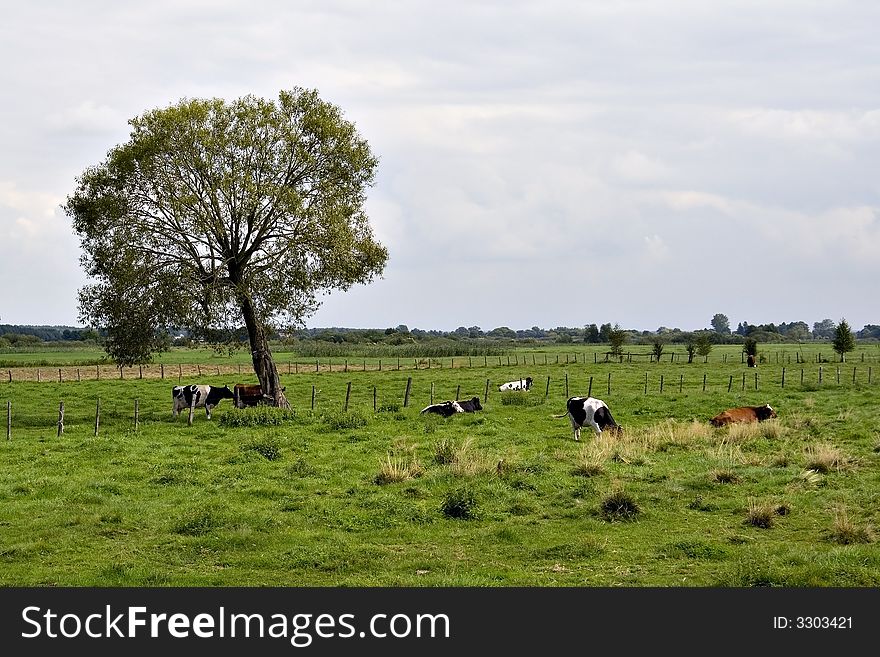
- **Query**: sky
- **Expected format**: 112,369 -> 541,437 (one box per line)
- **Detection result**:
1,1 -> 879,333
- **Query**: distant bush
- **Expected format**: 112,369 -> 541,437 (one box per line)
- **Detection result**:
441,486 -> 479,520
599,489 -> 640,521
324,411 -> 368,430
243,437 -> 282,461
500,391 -> 543,406
220,406 -> 297,427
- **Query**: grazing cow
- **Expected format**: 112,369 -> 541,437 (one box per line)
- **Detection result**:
747,354 -> 756,368
420,400 -> 464,417
233,383 -> 273,408
710,404 -> 777,427
456,396 -> 483,413
499,377 -> 533,392
172,384 -> 235,419
554,396 -> 622,441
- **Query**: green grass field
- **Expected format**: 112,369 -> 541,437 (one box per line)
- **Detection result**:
1,345 -> 878,586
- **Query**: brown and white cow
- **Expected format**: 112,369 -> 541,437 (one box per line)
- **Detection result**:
709,404 -> 777,427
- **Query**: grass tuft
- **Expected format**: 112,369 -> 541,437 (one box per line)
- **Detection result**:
599,488 -> 640,522
441,486 -> 479,520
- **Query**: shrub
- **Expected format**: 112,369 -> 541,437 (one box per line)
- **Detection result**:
599,489 -> 640,522
324,411 -> 368,430
220,406 -> 297,427
500,391 -> 543,407
441,486 -> 479,520
243,437 -> 282,461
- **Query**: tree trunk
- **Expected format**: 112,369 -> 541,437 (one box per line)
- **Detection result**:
239,294 -> 290,408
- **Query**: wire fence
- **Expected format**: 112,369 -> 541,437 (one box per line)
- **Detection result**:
3,348 -> 878,383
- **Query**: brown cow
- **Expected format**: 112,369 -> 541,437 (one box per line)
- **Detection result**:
747,354 -> 756,367
710,404 -> 777,427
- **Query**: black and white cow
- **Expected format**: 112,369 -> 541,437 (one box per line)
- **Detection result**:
420,400 -> 464,417
172,384 -> 235,419
498,377 -> 533,392
420,396 -> 483,417
457,396 -> 483,412
554,396 -> 622,441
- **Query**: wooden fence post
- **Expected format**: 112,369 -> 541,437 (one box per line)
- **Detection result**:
37,369 -> 41,383
781,368 -> 785,388
134,398 -> 139,431
728,375 -> 733,393
588,376 -> 593,398
311,386 -> 316,410
644,372 -> 648,395
57,401 -> 64,437
403,377 -> 412,407
852,367 -> 856,384
58,368 -> 62,383
702,373 -> 707,392
755,372 -> 758,391
7,370 -> 10,383
97,365 -> 100,380
484,378 -> 490,404
344,382 -> 352,412
564,372 -> 569,398
178,364 -> 182,382
607,372 -> 611,396
819,366 -> 823,384
679,374 -> 683,393
836,367 -> 840,385
660,375 -> 664,393
456,384 -> 461,400
139,365 -> 143,379
77,368 -> 81,382
741,373 -> 746,391
161,363 -> 164,379
430,382 -> 435,405
197,365 -> 201,377
95,398 -> 101,436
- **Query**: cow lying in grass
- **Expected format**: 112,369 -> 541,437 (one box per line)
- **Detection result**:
498,377 -> 533,391
554,396 -> 622,441
421,397 -> 483,417
710,404 -> 777,427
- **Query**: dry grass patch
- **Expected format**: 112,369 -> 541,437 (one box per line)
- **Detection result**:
434,436 -> 498,478
745,498 -> 776,529
804,443 -> 851,474
374,444 -> 423,485
828,506 -> 874,545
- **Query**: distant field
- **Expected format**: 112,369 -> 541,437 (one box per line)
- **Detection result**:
1,345 -> 878,587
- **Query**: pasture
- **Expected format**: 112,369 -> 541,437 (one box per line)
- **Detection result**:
1,345 -> 878,586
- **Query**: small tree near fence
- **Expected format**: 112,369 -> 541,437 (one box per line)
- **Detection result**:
832,318 -> 855,362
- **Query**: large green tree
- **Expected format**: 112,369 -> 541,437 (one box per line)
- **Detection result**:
66,88 -> 388,407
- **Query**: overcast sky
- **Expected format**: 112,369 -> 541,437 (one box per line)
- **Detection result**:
1,1 -> 878,333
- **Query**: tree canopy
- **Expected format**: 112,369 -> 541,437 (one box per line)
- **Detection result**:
66,88 -> 388,405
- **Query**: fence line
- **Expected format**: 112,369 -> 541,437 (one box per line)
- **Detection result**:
4,347 -> 880,383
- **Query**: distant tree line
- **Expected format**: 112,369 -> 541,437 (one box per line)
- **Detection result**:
1,314 -> 876,352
